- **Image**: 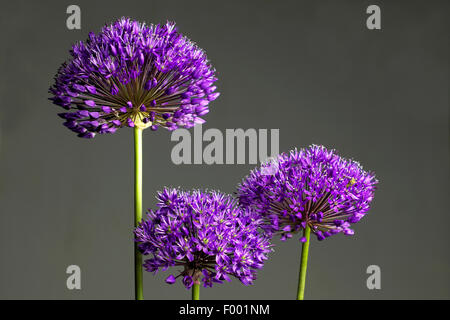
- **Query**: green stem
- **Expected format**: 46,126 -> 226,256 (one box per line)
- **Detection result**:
134,127 -> 144,300
192,283 -> 200,300
296,224 -> 311,300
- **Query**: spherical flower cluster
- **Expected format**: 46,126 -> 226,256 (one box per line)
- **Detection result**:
237,145 -> 378,241
134,188 -> 271,289
49,18 -> 219,138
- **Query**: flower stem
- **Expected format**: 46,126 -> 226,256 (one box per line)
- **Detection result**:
296,224 -> 311,300
192,283 -> 200,300
134,127 -> 144,300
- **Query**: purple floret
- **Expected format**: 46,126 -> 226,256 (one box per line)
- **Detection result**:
237,145 -> 378,241
49,18 -> 219,138
134,188 -> 272,289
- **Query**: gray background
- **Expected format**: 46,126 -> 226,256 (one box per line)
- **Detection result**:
0,0 -> 448,299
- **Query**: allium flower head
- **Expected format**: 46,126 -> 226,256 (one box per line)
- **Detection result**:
49,18 -> 219,138
237,145 -> 378,241
134,188 -> 271,289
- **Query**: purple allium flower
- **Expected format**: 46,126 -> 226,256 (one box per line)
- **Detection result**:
237,145 -> 378,241
49,18 -> 219,138
134,188 -> 272,289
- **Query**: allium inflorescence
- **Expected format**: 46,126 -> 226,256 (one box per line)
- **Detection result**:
134,188 -> 271,289
237,145 -> 378,241
49,18 -> 219,138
